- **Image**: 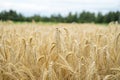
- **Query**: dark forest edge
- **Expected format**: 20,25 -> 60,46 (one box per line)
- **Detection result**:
0,10 -> 120,23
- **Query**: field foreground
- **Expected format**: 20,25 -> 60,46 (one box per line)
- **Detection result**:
0,22 -> 120,80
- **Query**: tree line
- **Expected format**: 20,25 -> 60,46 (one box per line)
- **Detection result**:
0,10 -> 120,23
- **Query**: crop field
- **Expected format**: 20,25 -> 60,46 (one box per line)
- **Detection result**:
0,22 -> 120,80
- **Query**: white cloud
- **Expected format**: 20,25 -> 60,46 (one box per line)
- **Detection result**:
0,0 -> 119,16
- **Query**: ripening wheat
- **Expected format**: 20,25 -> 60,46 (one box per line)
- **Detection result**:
0,21 -> 120,80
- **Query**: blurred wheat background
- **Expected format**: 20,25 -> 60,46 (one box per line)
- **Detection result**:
0,22 -> 120,80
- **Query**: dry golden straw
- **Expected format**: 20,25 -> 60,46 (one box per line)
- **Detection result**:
0,22 -> 120,80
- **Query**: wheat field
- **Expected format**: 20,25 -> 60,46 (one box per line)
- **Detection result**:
0,21 -> 120,80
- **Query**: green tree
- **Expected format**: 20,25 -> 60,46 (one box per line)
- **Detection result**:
31,15 -> 41,22
66,12 -> 78,23
96,12 -> 104,23
78,11 -> 95,23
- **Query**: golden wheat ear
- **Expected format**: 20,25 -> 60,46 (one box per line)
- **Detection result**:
55,28 -> 61,54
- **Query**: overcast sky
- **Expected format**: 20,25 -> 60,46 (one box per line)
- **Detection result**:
0,0 -> 120,16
